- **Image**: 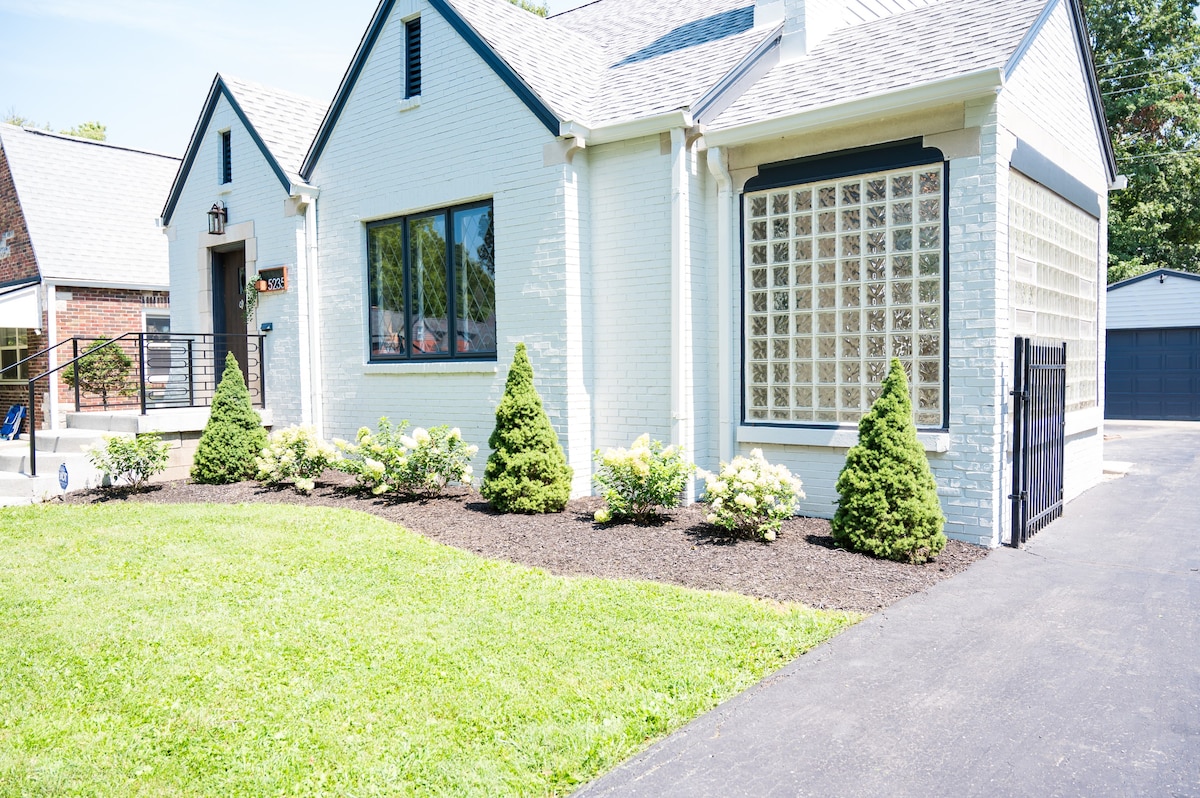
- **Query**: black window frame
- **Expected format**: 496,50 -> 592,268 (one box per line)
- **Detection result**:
366,199 -> 496,363
405,17 -> 422,99
219,130 -> 232,184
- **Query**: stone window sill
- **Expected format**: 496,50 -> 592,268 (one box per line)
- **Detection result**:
738,424 -> 950,452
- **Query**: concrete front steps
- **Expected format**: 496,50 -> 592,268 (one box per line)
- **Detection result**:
0,407 -> 273,504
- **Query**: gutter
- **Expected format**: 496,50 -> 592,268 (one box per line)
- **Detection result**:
669,126 -> 696,501
561,110 -> 694,147
705,146 -> 736,464
700,67 -> 1005,148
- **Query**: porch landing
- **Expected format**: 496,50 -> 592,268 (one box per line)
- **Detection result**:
0,407 -> 273,504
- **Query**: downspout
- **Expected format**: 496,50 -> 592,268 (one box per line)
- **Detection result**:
670,127 -> 695,501
303,194 -> 324,436
706,146 -> 735,464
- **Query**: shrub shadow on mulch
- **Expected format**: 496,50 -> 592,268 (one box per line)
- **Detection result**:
62,472 -> 988,614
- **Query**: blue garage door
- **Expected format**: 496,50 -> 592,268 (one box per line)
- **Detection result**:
1105,327 -> 1200,420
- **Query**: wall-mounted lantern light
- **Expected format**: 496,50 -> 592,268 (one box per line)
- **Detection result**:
207,202 -> 227,236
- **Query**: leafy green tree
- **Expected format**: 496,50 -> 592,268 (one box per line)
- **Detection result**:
510,0 -> 548,16
832,359 -> 946,563
1087,0 -> 1200,280
3,111 -> 106,141
63,339 -> 133,409
481,343 -> 573,513
191,353 -> 267,484
61,121 -> 106,141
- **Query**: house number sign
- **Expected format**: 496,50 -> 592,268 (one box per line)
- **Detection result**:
257,266 -> 288,292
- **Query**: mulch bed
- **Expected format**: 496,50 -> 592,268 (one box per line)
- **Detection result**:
63,472 -> 988,615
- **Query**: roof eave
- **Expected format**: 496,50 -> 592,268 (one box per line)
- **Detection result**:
699,67 -> 1006,149
561,109 -> 696,147
161,76 -> 295,226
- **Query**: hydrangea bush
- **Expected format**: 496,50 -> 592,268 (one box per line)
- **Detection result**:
698,449 -> 805,541
336,418 -> 478,498
592,434 -> 694,524
88,432 -> 171,491
256,424 -> 340,494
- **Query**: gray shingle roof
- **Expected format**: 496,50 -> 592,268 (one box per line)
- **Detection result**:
709,0 -> 1047,130
220,75 -> 327,183
0,124 -> 179,288
442,0 -> 1046,132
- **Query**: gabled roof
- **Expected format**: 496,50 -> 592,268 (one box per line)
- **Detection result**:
0,124 -> 179,288
161,75 -> 327,225
1108,268 -> 1200,291
301,0 -> 1114,179
709,0 -> 1046,130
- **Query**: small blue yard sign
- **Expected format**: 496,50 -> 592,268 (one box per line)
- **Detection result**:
58,463 -> 69,490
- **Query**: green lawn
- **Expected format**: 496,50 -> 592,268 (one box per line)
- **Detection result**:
0,503 -> 857,796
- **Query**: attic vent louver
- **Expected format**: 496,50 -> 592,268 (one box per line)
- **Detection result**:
405,18 -> 422,99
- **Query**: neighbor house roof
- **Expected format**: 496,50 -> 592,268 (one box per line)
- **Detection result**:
161,75 -> 327,225
0,124 -> 179,289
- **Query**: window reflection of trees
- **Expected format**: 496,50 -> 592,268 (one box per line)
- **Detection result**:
367,202 -> 495,360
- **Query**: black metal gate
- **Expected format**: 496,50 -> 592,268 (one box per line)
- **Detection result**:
1009,337 -> 1067,547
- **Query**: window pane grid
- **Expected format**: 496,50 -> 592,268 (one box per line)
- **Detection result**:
0,327 -> 29,382
368,202 -> 495,362
746,164 -> 944,427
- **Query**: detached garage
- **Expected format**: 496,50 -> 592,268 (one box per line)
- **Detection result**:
1106,269 -> 1200,420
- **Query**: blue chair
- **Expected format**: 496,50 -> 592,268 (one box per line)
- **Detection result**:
1,404 -> 25,440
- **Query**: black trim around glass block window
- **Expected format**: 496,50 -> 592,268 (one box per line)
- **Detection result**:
405,17 -> 422,99
366,199 -> 496,363
739,138 -> 951,433
745,139 -> 946,194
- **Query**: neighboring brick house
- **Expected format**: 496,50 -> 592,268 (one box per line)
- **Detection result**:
0,124 -> 179,431
163,0 -> 1116,547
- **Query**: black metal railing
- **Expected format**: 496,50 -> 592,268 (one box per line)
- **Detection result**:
1009,337 -> 1067,547
8,333 -> 265,476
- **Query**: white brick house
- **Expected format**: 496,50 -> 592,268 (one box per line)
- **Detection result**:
162,0 -> 1116,547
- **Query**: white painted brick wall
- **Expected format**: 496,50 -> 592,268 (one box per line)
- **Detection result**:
1001,5 -> 1111,534
587,136 -> 673,451
165,94 -> 306,427
1004,0 -> 1108,195
308,0 -> 586,487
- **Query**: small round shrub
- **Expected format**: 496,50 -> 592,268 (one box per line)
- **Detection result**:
257,424 -> 340,494
832,358 -> 946,563
88,432 -> 171,491
481,343 -> 573,513
191,353 -> 267,484
592,434 -> 693,524
698,450 -> 805,541
335,418 -> 477,498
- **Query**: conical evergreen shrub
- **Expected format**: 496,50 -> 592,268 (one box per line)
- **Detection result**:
832,358 -> 946,563
481,343 -> 573,513
191,353 -> 268,484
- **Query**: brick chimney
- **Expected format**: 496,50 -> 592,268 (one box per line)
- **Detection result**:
755,0 -> 846,61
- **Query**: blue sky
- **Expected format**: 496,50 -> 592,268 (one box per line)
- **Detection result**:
0,0 -> 593,157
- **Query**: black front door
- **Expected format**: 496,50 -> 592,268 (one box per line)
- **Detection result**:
212,247 -> 249,384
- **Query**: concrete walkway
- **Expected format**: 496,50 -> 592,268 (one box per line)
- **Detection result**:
579,421 -> 1200,797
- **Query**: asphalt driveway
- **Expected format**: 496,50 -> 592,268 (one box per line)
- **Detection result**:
578,420 -> 1200,797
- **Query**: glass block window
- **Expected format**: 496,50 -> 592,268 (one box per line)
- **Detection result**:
744,164 -> 946,428
1008,171 -> 1100,412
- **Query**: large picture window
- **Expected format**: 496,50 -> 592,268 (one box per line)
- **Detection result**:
743,162 -> 947,428
367,200 -> 496,361
0,328 -> 29,383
